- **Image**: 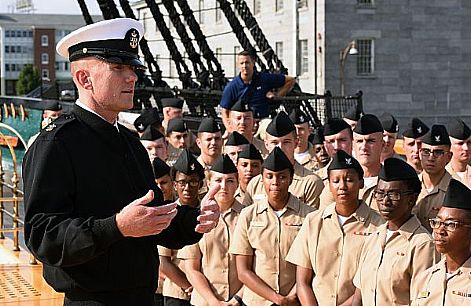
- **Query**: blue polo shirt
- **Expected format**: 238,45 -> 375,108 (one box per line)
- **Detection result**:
220,72 -> 285,118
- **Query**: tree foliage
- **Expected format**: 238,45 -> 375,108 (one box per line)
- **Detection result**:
16,64 -> 40,95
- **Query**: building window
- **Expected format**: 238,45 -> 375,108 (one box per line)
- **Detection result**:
233,46 -> 240,75
275,41 -> 283,62
357,0 -> 374,7
5,64 -> 9,71
199,0 -> 205,24
215,47 -> 222,63
16,46 -> 21,53
42,69 -> 49,79
5,46 -> 9,53
300,39 -> 309,74
41,35 -> 48,47
298,0 -> 308,8
356,39 -> 374,75
215,1 -> 221,22
276,0 -> 284,12
42,53 -> 49,64
253,0 -> 261,15
5,30 -> 10,37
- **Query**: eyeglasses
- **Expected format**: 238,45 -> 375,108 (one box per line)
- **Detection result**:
429,218 -> 471,232
419,148 -> 448,158
175,180 -> 200,188
373,190 -> 415,201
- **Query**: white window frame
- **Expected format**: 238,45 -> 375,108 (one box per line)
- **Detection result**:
41,35 -> 48,47
356,39 -> 375,75
41,53 -> 49,64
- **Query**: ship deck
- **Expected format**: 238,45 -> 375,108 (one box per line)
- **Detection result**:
0,237 -> 63,305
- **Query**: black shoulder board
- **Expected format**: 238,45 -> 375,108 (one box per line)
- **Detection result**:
43,113 -> 76,133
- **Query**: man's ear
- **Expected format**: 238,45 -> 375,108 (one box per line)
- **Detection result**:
75,69 -> 92,90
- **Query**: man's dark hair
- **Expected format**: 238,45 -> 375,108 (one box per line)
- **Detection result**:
238,50 -> 255,61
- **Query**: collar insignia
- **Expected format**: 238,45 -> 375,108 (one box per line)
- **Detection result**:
45,124 -> 56,132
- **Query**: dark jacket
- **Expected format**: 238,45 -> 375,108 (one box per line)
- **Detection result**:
23,105 -> 202,305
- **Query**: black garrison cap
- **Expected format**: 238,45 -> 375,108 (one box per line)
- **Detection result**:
211,154 -> 238,174
161,97 -> 184,109
379,158 -> 419,182
327,150 -> 363,179
353,114 -> 384,135
262,147 -> 294,175
152,157 -> 171,179
238,143 -> 263,161
166,118 -> 188,134
448,118 -> 471,140
198,117 -> 221,133
134,107 -> 161,132
402,118 -> 429,139
173,149 -> 205,180
344,105 -> 363,121
43,100 -> 62,111
289,108 -> 310,125
380,112 -> 399,133
226,131 -> 249,146
231,99 -> 252,112
56,18 -> 145,68
443,179 -> 471,211
323,118 -> 350,136
309,128 -> 324,145
140,126 -> 165,141
266,111 -> 295,137
421,125 -> 451,146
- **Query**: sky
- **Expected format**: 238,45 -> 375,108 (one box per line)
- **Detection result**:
0,0 -> 106,15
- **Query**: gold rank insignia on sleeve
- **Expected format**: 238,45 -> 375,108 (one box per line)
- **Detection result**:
45,124 -> 56,132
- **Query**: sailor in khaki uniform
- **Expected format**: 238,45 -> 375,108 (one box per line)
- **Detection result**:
318,119 -> 354,208
228,99 -> 268,156
402,118 -> 430,174
196,117 -> 223,197
414,125 -> 453,232
159,150 -> 205,306
166,118 -> 191,167
289,108 -> 319,172
379,112 -> 400,163
236,144 -> 263,204
152,157 -> 176,202
446,118 -> 471,184
224,131 -> 250,165
286,150 -> 384,306
140,126 -> 168,162
309,127 -> 330,171
242,112 -> 324,208
411,179 -> 471,306
230,148 -> 315,306
352,158 -> 439,306
179,155 -> 244,306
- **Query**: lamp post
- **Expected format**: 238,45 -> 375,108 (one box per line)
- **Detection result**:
339,40 -> 358,96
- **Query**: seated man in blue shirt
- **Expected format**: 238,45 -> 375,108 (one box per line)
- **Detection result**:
220,50 -> 295,130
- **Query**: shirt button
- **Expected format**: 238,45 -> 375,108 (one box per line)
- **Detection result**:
333,273 -> 338,278
331,294 -> 335,298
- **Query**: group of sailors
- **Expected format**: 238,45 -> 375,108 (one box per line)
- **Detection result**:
131,95 -> 471,306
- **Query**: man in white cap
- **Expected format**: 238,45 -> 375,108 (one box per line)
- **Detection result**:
23,18 -> 220,306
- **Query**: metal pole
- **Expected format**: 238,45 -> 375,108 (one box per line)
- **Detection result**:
339,49 -> 345,96
12,171 -> 19,251
0,149 -> 3,240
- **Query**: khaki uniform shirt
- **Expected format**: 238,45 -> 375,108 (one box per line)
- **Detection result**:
234,186 -> 246,204
158,246 -> 189,300
414,171 -> 452,232
411,256 -> 471,306
315,162 -> 329,182
197,155 -> 212,197
178,200 -> 244,306
286,202 -> 384,305
354,216 -> 439,305
445,162 -> 467,183
296,143 -> 321,172
242,161 -> 324,208
229,194 -> 315,306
